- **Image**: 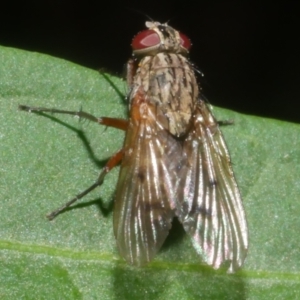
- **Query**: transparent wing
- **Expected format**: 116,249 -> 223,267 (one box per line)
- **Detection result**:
113,104 -> 182,266
177,100 -> 248,272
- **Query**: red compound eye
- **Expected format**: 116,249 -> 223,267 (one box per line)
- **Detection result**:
132,30 -> 160,50
179,33 -> 191,50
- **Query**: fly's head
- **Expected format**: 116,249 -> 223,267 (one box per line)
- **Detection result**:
132,21 -> 191,57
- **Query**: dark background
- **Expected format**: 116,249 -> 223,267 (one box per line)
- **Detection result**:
1,2 -> 300,123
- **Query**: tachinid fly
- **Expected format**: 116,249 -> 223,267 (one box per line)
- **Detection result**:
19,21 -> 248,272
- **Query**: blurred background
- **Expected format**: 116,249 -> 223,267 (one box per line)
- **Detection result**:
1,2 -> 299,123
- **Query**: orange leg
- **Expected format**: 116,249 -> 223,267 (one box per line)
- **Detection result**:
19,104 -> 126,219
47,149 -> 123,220
18,105 -> 128,130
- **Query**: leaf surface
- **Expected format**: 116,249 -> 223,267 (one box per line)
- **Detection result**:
1,46 -> 300,299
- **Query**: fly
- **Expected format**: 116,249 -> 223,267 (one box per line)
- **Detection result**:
19,21 -> 248,272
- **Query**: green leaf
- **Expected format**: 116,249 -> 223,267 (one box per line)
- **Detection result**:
1,45 -> 300,299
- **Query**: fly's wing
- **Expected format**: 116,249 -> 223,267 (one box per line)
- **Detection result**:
113,102 -> 182,266
177,100 -> 248,273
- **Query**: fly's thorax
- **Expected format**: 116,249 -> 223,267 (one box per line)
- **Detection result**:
132,52 -> 199,137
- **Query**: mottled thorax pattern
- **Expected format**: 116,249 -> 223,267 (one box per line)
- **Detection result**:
133,52 -> 199,137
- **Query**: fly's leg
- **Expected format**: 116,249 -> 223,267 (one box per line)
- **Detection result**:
18,105 -> 128,130
47,149 -> 123,220
19,104 -> 127,219
217,120 -> 234,126
126,59 -> 137,87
